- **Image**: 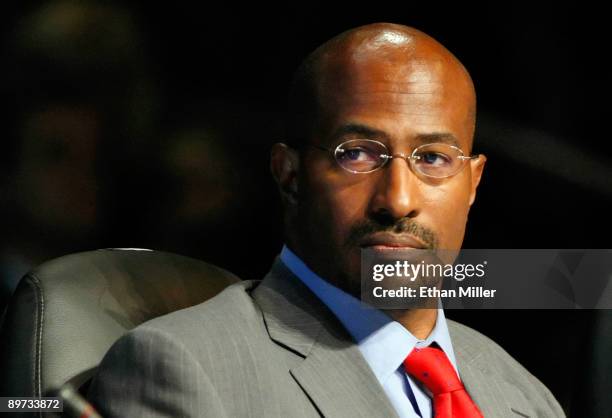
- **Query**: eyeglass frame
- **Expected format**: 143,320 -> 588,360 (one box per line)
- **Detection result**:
310,138 -> 480,179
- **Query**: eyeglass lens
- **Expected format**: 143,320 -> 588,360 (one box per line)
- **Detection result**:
334,139 -> 465,178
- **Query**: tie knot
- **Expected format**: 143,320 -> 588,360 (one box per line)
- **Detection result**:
403,346 -> 463,395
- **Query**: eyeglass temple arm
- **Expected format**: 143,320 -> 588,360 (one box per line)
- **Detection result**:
458,155 -> 481,160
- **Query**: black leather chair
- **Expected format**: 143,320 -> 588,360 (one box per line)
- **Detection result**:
0,248 -> 240,402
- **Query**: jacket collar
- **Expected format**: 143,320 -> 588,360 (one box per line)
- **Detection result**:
252,257 -> 538,418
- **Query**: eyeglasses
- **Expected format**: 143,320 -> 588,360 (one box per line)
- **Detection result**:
312,139 -> 479,178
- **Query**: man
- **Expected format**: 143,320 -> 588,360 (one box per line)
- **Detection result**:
88,23 -> 564,417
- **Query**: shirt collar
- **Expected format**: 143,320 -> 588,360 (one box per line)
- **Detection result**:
280,245 -> 458,385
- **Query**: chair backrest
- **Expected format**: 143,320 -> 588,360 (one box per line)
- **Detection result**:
0,248 -> 240,398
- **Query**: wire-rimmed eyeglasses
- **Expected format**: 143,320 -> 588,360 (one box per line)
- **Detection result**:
312,139 -> 479,179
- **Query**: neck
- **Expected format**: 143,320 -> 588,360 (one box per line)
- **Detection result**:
388,308 -> 438,340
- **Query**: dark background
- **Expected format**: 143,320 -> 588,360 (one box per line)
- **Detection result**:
1,2 -> 611,415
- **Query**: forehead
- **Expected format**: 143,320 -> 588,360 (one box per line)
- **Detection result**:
315,48 -> 475,149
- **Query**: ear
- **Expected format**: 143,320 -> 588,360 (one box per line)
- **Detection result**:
270,143 -> 300,206
468,154 -> 486,206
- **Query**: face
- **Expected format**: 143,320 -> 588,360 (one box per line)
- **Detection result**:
273,35 -> 486,295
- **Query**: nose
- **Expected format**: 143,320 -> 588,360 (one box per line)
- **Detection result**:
368,156 -> 421,222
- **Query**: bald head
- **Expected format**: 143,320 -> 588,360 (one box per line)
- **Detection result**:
272,23 -> 487,297
287,23 -> 476,148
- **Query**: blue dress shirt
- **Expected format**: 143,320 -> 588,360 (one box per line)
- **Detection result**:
280,245 -> 459,418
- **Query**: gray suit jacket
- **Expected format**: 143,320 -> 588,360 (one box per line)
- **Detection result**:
88,259 -> 565,417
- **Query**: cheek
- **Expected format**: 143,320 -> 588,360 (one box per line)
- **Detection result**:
422,177 -> 472,249
305,174 -> 372,243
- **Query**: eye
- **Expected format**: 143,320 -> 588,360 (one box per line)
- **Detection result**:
417,151 -> 452,167
340,147 -> 378,162
334,139 -> 388,173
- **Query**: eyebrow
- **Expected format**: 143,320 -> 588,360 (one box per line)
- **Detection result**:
331,123 -> 461,148
414,133 -> 461,148
331,123 -> 390,142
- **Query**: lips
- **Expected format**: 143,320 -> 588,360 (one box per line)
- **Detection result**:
360,232 -> 428,250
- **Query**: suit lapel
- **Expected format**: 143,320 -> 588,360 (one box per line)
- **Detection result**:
459,360 -> 536,417
450,322 -> 537,418
290,323 -> 400,418
252,259 -> 399,418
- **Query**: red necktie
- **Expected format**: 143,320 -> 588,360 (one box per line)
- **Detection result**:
403,346 -> 483,418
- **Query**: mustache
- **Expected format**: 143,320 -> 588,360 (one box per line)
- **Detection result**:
346,218 -> 438,250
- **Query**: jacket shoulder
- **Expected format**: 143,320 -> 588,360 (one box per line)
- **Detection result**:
132,279 -> 264,347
